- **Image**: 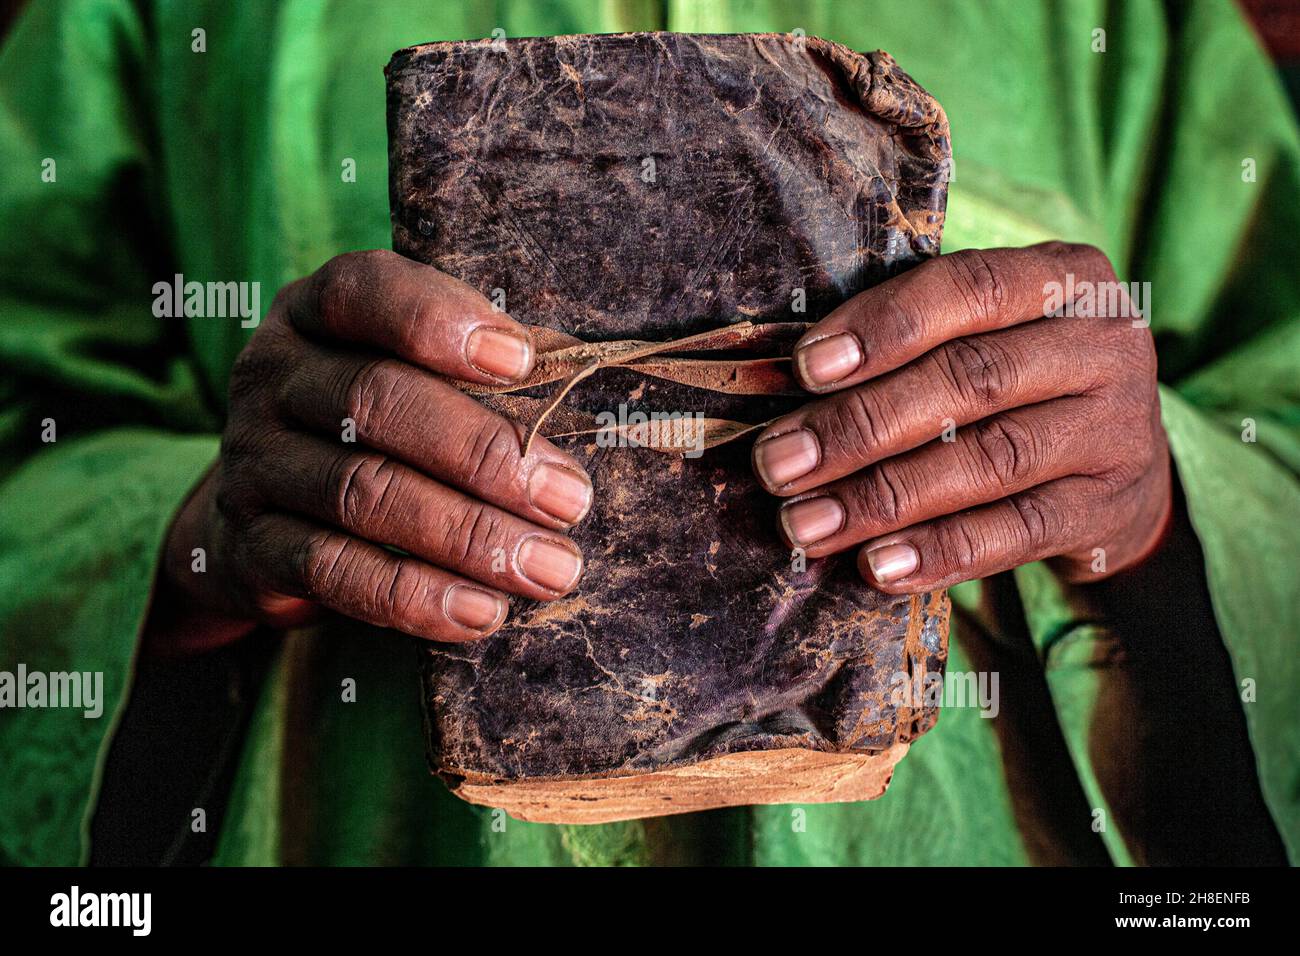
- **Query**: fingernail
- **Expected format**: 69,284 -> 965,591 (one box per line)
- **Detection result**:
754,429 -> 820,488
781,497 -> 845,547
795,333 -> 863,388
517,536 -> 583,592
467,326 -> 533,381
528,462 -> 593,525
444,584 -> 506,631
864,542 -> 919,583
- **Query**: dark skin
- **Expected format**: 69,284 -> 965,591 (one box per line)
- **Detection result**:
151,249 -> 593,652
149,242 -> 1172,652
753,241 -> 1172,591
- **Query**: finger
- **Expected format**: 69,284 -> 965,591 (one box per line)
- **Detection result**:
854,475 -> 1106,592
279,346 -> 592,528
791,242 -> 1116,392
284,249 -> 535,385
254,431 -> 584,600
243,511 -> 509,642
753,315 -> 1113,494
778,397 -> 1102,556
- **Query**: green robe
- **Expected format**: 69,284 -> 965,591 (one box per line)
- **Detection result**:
1,0 -> 1297,866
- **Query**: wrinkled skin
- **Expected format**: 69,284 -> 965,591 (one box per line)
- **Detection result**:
152,242 -> 1170,653
151,249 -> 593,654
752,242 -> 1172,591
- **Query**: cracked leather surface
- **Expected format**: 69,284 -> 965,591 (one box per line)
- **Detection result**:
386,32 -> 952,788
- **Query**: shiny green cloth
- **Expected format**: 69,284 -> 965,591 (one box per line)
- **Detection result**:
1,0 -> 1297,866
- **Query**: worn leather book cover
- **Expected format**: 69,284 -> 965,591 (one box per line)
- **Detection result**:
386,32 -> 952,823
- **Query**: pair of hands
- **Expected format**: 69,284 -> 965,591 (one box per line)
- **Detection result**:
155,243 -> 1171,652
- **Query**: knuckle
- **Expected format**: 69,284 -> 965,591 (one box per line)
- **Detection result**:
1090,310 -> 1131,348
1007,492 -> 1056,551
943,249 -> 1009,323
227,342 -> 276,405
935,521 -> 983,572
1101,457 -> 1144,490
399,283 -> 454,359
439,499 -> 503,567
853,462 -> 910,529
1078,396 -> 1128,471
937,336 -> 1016,408
1081,323 -> 1134,389
373,557 -> 429,625
220,421 -> 278,474
296,529 -> 351,599
1139,325 -> 1158,366
1073,243 -> 1117,282
1100,415 -> 1159,487
970,415 -> 1037,488
878,291 -> 929,354
312,254 -> 364,328
343,358 -> 405,439
271,360 -> 304,412
267,277 -> 313,323
354,247 -> 399,269
266,281 -> 297,316
1122,323 -> 1159,376
228,346 -> 258,391
458,416 -> 524,491
824,388 -> 894,462
1088,321 -> 1158,399
331,454 -> 402,529
1038,241 -> 1116,280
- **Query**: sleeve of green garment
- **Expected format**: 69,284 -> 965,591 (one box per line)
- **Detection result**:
1024,0 -> 1300,862
0,0 -> 220,865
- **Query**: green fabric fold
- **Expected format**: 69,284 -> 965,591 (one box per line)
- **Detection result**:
1162,389 -> 1300,858
0,429 -> 218,864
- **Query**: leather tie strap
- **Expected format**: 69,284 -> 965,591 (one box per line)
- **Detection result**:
457,320 -> 815,455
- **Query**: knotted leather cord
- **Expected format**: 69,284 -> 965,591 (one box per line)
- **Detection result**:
458,320 -> 815,456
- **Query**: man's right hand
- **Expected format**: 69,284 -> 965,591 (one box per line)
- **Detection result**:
152,250 -> 592,653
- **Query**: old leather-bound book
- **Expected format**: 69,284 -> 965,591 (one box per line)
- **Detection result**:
386,32 -> 952,824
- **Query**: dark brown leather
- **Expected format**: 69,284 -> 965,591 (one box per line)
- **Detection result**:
386,33 -> 952,799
